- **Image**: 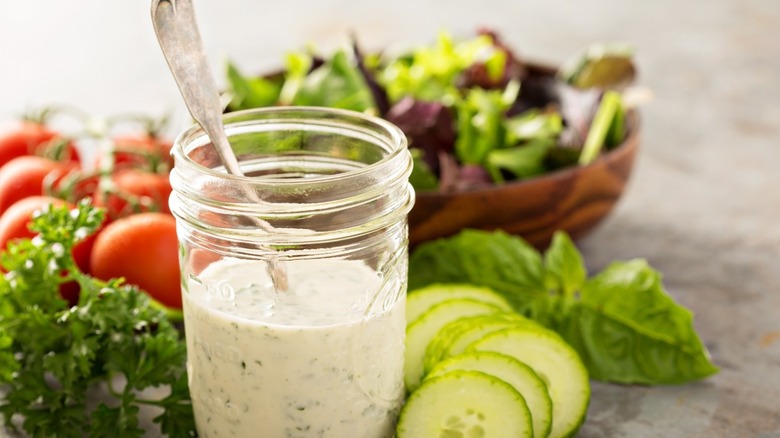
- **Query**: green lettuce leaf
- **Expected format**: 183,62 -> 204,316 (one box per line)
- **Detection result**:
506,109 -> 563,143
486,138 -> 552,181
291,48 -> 376,113
578,90 -> 623,165
409,148 -> 439,190
278,50 -> 314,105
605,94 -> 626,148
558,43 -> 636,90
379,32 -> 505,103
454,83 -> 518,166
224,61 -> 282,111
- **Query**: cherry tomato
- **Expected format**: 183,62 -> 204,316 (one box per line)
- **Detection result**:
0,196 -> 96,305
89,212 -> 181,309
188,247 -> 221,276
95,134 -> 174,173
0,155 -> 78,215
0,121 -> 80,168
185,211 -> 230,275
92,169 -> 172,220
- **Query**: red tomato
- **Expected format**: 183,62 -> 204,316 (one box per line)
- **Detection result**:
0,155 -> 78,215
90,212 -> 181,309
95,134 -> 174,172
0,196 -> 97,305
188,247 -> 222,276
185,211 -> 229,275
0,121 -> 79,168
70,173 -> 101,204
92,169 -> 172,220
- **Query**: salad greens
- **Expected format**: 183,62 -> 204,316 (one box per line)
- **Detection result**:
0,201 -> 195,437
557,43 -> 636,90
225,61 -> 281,110
289,48 -> 376,112
224,29 -> 635,192
378,32 -> 507,103
409,230 -> 718,385
579,90 -> 624,165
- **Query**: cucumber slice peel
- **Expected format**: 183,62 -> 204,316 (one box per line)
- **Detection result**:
426,351 -> 553,438
425,313 -> 539,374
424,313 -> 525,374
406,283 -> 513,325
468,327 -> 590,438
405,299 -> 506,391
397,370 -> 533,438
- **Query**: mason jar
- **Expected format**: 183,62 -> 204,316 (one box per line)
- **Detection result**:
168,107 -> 414,437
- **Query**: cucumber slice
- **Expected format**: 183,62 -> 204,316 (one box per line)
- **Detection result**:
406,283 -> 512,325
397,370 -> 533,438
405,299 -> 506,391
424,312 -> 538,374
468,327 -> 590,438
427,352 -> 553,438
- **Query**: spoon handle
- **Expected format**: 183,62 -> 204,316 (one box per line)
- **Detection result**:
151,0 -> 243,176
151,0 -> 289,291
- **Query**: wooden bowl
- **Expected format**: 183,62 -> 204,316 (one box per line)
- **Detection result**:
408,112 -> 640,249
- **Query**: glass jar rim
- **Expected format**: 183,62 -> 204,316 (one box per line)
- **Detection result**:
168,106 -> 414,245
171,106 -> 408,188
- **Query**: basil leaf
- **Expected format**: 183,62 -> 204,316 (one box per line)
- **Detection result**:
291,49 -> 376,113
409,229 -> 719,385
539,231 -> 587,331
544,231 -> 587,298
559,259 -> 719,384
409,230 -> 551,319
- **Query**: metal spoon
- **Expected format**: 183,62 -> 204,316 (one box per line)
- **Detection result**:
151,0 -> 288,291
151,0 -> 242,176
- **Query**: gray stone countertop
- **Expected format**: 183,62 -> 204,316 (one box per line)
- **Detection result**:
1,0 -> 779,436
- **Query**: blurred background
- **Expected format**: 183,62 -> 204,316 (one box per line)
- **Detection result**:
1,1 -> 779,436
2,1 -> 776,124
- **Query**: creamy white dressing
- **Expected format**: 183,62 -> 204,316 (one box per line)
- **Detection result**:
183,257 -> 406,437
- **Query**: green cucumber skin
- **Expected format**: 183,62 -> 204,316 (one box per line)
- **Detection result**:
397,370 -> 533,438
468,327 -> 590,438
405,299 -> 507,391
423,313 -> 526,374
426,351 -> 554,438
426,313 -> 539,374
406,283 -> 512,324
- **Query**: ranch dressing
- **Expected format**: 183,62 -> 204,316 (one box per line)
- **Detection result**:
182,257 -> 406,437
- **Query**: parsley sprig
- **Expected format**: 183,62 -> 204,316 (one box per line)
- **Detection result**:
0,200 -> 195,437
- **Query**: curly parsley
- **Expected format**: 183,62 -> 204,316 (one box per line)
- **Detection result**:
0,200 -> 195,437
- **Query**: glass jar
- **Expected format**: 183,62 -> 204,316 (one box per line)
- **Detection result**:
169,107 -> 414,437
